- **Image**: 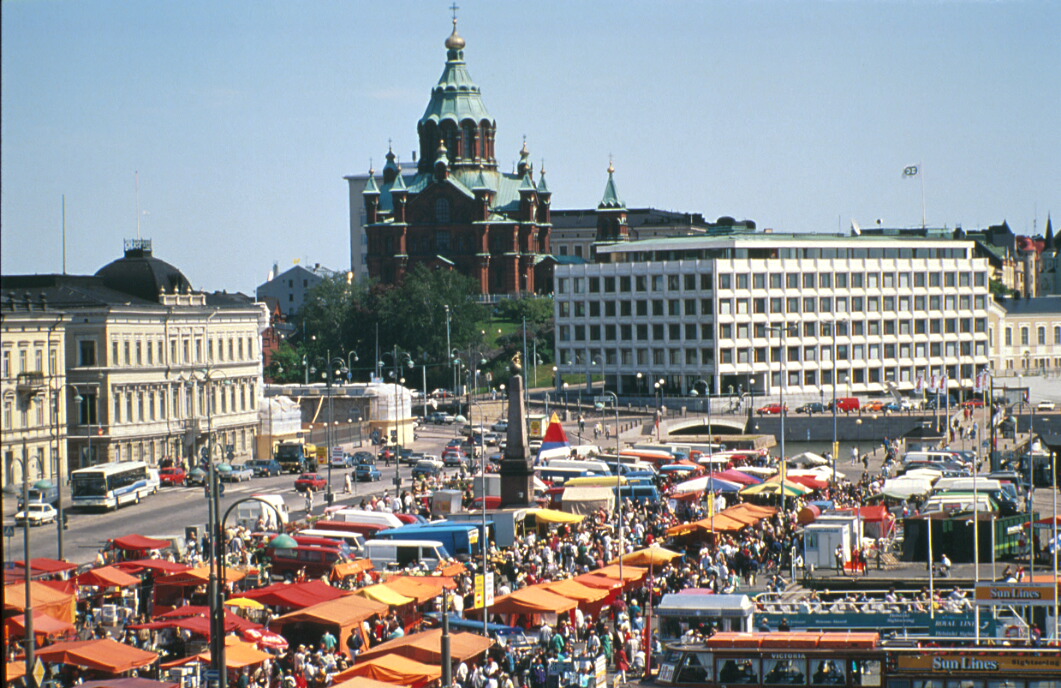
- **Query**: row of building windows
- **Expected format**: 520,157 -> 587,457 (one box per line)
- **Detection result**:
2,391 -> 60,430
559,295 -> 991,319
107,380 -> 258,426
558,268 -> 987,295
557,340 -> 988,369
108,334 -> 257,368
1004,325 -> 1061,347
1,346 -> 60,380
559,318 -> 989,343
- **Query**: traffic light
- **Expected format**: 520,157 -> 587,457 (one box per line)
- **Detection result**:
390,430 -> 398,443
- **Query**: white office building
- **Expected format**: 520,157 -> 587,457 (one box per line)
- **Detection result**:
553,234 -> 993,402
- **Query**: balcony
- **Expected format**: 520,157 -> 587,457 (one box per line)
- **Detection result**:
16,371 -> 46,398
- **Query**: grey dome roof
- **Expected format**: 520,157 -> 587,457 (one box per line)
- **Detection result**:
94,240 -> 192,303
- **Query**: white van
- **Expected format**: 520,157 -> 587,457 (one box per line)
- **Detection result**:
236,494 -> 290,529
544,457 -> 612,475
363,539 -> 450,569
902,451 -> 964,466
333,509 -> 403,529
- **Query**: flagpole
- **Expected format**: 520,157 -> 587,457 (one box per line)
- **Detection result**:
920,162 -> 926,229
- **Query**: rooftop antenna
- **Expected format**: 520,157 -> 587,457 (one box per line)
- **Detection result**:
135,171 -> 142,240
62,195 -> 67,274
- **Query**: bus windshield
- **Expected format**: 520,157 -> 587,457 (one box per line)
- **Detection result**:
71,475 -> 106,497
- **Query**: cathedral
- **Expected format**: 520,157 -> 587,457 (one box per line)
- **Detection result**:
362,18 -> 551,296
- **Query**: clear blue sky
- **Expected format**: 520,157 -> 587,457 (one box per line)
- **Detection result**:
3,0 -> 1058,294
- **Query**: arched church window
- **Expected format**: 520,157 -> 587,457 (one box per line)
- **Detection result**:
435,198 -> 451,224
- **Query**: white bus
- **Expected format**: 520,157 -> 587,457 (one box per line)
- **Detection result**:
70,461 -> 155,509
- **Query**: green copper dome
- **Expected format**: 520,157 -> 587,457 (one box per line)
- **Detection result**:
420,19 -> 494,127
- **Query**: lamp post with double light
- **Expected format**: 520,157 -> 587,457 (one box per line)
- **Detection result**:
381,347 -> 415,490
766,324 -> 795,513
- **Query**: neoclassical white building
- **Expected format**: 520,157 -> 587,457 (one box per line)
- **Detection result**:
2,240 -> 267,486
553,234 -> 994,401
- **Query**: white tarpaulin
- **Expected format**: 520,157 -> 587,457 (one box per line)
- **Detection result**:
881,477 -> 935,500
561,487 -> 615,516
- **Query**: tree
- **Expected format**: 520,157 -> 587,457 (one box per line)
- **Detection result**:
494,295 -> 553,327
295,266 -> 486,388
266,342 -> 308,384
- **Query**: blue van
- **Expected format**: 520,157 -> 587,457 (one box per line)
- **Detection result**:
376,521 -> 483,558
614,484 -> 661,504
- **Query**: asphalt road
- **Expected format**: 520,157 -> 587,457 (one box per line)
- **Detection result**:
1,421 -> 480,566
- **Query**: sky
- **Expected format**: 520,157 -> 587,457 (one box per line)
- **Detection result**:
2,0 -> 1059,295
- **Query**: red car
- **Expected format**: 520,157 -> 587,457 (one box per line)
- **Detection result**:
756,404 -> 788,416
295,473 -> 327,493
159,467 -> 187,486
963,398 -> 985,408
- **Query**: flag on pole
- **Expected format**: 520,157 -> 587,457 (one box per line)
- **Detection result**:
903,165 -> 919,177
929,374 -> 939,393
915,374 -> 925,394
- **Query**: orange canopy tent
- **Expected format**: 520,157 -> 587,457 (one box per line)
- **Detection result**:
476,586 -> 578,625
3,581 -> 76,623
6,662 -> 26,683
333,653 -> 441,688
272,594 -> 388,657
77,566 -> 142,588
36,639 -> 158,674
331,677 -> 401,688
592,564 -> 647,583
573,574 -> 624,591
5,611 -> 77,641
330,560 -> 375,583
539,579 -> 609,604
666,513 -> 746,537
162,637 -> 273,669
355,628 -> 493,665
382,575 -> 456,604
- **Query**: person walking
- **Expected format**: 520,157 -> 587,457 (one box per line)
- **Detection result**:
304,490 -> 314,515
850,446 -> 859,466
834,545 -> 846,576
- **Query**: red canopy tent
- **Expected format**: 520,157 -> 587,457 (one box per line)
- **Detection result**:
112,560 -> 191,575
78,566 -> 142,588
238,580 -> 349,609
110,535 -> 171,551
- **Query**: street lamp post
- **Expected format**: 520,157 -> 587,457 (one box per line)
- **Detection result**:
598,391 -> 621,580
767,324 -> 794,513
382,347 -> 415,490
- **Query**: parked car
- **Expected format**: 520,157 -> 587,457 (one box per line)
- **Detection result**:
430,388 -> 455,399
428,411 -> 456,424
15,503 -> 57,526
491,420 -> 508,433
756,404 -> 787,416
159,467 -> 188,486
355,463 -> 382,482
221,463 -> 255,482
963,398 -> 985,408
330,454 -> 351,469
247,459 -> 283,477
295,473 -> 328,492
863,400 -> 887,412
352,451 -> 375,465
445,438 -> 463,448
186,467 -> 207,486
795,402 -> 825,414
412,459 -> 444,480
483,432 -> 502,446
1037,400 -> 1056,411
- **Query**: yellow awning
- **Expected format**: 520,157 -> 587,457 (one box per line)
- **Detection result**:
527,508 -> 585,524
564,476 -> 627,488
357,583 -> 416,607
